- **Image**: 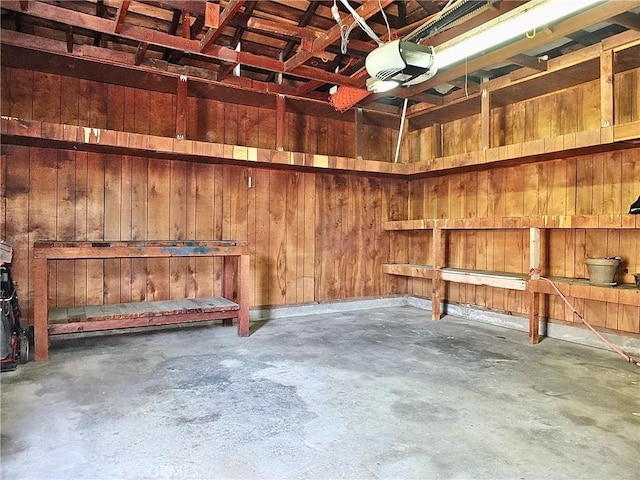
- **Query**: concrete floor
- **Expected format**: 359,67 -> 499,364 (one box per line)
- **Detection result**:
1,306 -> 639,480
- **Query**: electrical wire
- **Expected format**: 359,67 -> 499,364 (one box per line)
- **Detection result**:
530,271 -> 639,367
394,98 -> 409,163
339,0 -> 383,45
378,0 -> 392,42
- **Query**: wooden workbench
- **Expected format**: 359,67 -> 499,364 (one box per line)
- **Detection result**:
32,240 -> 250,361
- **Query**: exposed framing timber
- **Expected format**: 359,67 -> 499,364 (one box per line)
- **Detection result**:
600,49 -> 614,129
66,26 -> 73,53
481,88 -> 491,150
247,17 -> 320,40
284,0 -> 394,72
508,53 -> 548,71
400,0 -> 640,98
611,12 -> 640,31
216,1 -> 257,81
176,74 -> 188,139
432,123 -> 443,159
135,41 -> 149,66
275,95 -> 286,151
0,30 -> 372,110
355,108 -> 364,160
406,29 -> 640,121
200,0 -> 245,53
113,0 -> 131,34
0,1 -> 362,88
529,228 -> 541,280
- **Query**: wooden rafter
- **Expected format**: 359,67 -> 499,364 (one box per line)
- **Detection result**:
216,1 -> 257,81
508,54 -> 548,72
266,1 -> 320,83
401,0 -> 640,98
284,0 -> 395,72
200,0 -> 245,53
113,0 -> 131,34
246,17 -> 321,40
611,12 -> 640,31
0,0 -> 360,87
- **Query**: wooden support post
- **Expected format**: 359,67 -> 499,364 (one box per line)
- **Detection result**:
431,270 -> 443,321
237,254 -> 250,336
275,94 -> 286,151
182,12 -> 192,39
355,108 -> 364,160
176,74 -> 188,140
19,0 -> 28,11
66,26 -> 74,53
134,42 -> 148,66
529,227 -> 541,279
113,0 -> 130,34
600,49 -> 614,128
481,88 -> 491,150
32,257 -> 49,361
528,289 -> 540,344
431,227 -> 445,320
432,122 -> 442,159
223,256 -> 235,327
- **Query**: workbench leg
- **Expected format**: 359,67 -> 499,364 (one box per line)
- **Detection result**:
222,256 -> 235,327
33,257 -> 49,361
431,227 -> 445,321
528,290 -> 540,344
237,254 -> 250,336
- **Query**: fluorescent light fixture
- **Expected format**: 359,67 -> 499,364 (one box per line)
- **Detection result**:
435,0 -> 607,70
366,77 -> 400,93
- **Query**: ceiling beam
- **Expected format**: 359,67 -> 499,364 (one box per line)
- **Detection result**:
216,1 -> 257,81
610,12 -> 640,31
246,17 -> 321,40
0,29 -> 359,108
200,0 -> 245,52
94,0 -> 107,48
508,53 -> 548,71
113,0 -> 130,34
400,0 -> 640,98
284,0 -> 395,72
162,9 -> 182,61
266,1 -> 320,83
416,0 -> 440,15
0,0 -> 361,87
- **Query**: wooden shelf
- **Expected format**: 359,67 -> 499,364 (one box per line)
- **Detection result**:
382,263 -> 436,279
3,117 -> 638,179
528,277 -> 640,307
403,123 -> 639,179
1,117 -> 407,177
383,215 -> 639,231
48,297 -> 240,335
441,268 -> 527,291
32,240 -> 251,361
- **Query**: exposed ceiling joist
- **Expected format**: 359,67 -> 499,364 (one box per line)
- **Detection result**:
401,0 -> 640,98
611,12 -> 640,31
0,0 -> 360,87
200,0 -> 245,52
284,0 -> 395,72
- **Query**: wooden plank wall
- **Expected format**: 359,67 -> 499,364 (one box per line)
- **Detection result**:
0,66 -> 398,162
407,67 -> 640,161
0,144 -> 408,323
405,149 -> 640,334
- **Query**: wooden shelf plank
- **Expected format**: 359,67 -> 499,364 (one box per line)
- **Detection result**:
528,277 -> 640,306
382,263 -> 436,279
383,215 -> 638,231
48,296 -> 239,325
441,268 -> 527,291
2,117 -> 637,179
